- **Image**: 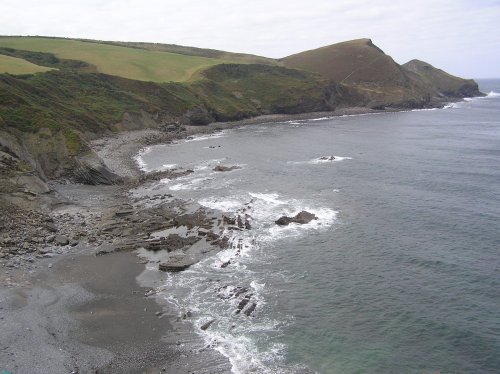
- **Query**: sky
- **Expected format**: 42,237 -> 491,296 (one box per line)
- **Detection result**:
1,0 -> 499,78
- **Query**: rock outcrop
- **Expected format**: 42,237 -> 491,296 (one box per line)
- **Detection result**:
73,153 -> 122,185
213,165 -> 241,172
275,211 -> 318,226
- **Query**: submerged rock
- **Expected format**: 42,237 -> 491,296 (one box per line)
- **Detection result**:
319,155 -> 336,161
213,165 -> 241,172
200,319 -> 215,331
244,302 -> 257,317
275,210 -> 317,226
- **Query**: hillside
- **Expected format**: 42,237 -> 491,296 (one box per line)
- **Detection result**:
81,39 -> 276,65
0,46 -> 357,184
281,38 -> 481,107
0,54 -> 53,75
403,59 -> 481,98
0,36 -> 231,82
0,35 -> 483,191
282,39 -> 408,85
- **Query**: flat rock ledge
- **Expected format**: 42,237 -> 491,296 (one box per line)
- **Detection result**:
213,165 -> 241,172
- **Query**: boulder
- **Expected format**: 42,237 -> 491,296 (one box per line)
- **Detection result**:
275,211 -> 317,226
55,235 -> 69,246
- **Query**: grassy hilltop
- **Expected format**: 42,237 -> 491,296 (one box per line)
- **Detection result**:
0,36 -> 482,186
0,37 -> 236,82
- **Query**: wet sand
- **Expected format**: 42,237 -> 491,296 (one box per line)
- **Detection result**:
0,249 -> 230,373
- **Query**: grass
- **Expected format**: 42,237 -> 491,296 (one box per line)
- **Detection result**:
0,53 -> 53,75
0,37 -> 228,82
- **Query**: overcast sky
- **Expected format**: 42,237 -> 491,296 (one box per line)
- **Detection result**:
1,0 -> 499,78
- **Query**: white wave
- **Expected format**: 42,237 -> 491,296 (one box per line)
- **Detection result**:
444,92 -> 499,110
289,156 -> 352,165
198,197 -> 244,212
161,163 -> 177,170
248,192 -> 287,205
411,107 -> 438,112
266,206 -> 338,242
169,177 -> 213,191
158,190 -> 339,374
309,116 -> 333,121
311,156 -> 352,164
134,146 -> 152,171
184,132 -> 227,142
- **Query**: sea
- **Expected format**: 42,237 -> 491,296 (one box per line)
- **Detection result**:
136,79 -> 500,374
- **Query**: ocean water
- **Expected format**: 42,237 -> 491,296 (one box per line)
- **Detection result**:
138,80 -> 500,374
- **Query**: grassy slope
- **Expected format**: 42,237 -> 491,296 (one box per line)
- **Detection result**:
0,54 -> 53,74
282,38 -> 435,107
281,39 -> 407,84
80,39 -> 277,65
0,37 -> 228,82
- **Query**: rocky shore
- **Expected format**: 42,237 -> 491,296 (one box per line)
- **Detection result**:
0,104 -> 465,373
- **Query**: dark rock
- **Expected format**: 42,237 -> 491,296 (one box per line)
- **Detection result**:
319,155 -> 336,161
213,165 -> 241,172
217,286 -> 248,300
275,210 -> 317,226
55,235 -> 69,246
221,260 -> 231,268
145,234 -> 199,252
275,216 -> 294,226
294,211 -> 318,224
223,216 -> 236,225
200,319 -> 215,331
159,256 -> 198,272
236,294 -> 252,314
244,302 -> 257,317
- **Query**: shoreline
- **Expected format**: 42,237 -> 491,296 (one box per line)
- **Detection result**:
0,100 -> 473,373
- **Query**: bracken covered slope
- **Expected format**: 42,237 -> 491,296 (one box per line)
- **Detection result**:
282,38 -> 482,108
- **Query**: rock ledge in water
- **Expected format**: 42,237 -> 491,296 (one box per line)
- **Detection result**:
275,211 -> 318,226
213,165 -> 241,172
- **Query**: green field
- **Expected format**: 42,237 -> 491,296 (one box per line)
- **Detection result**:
0,53 -> 53,75
0,37 -> 229,82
